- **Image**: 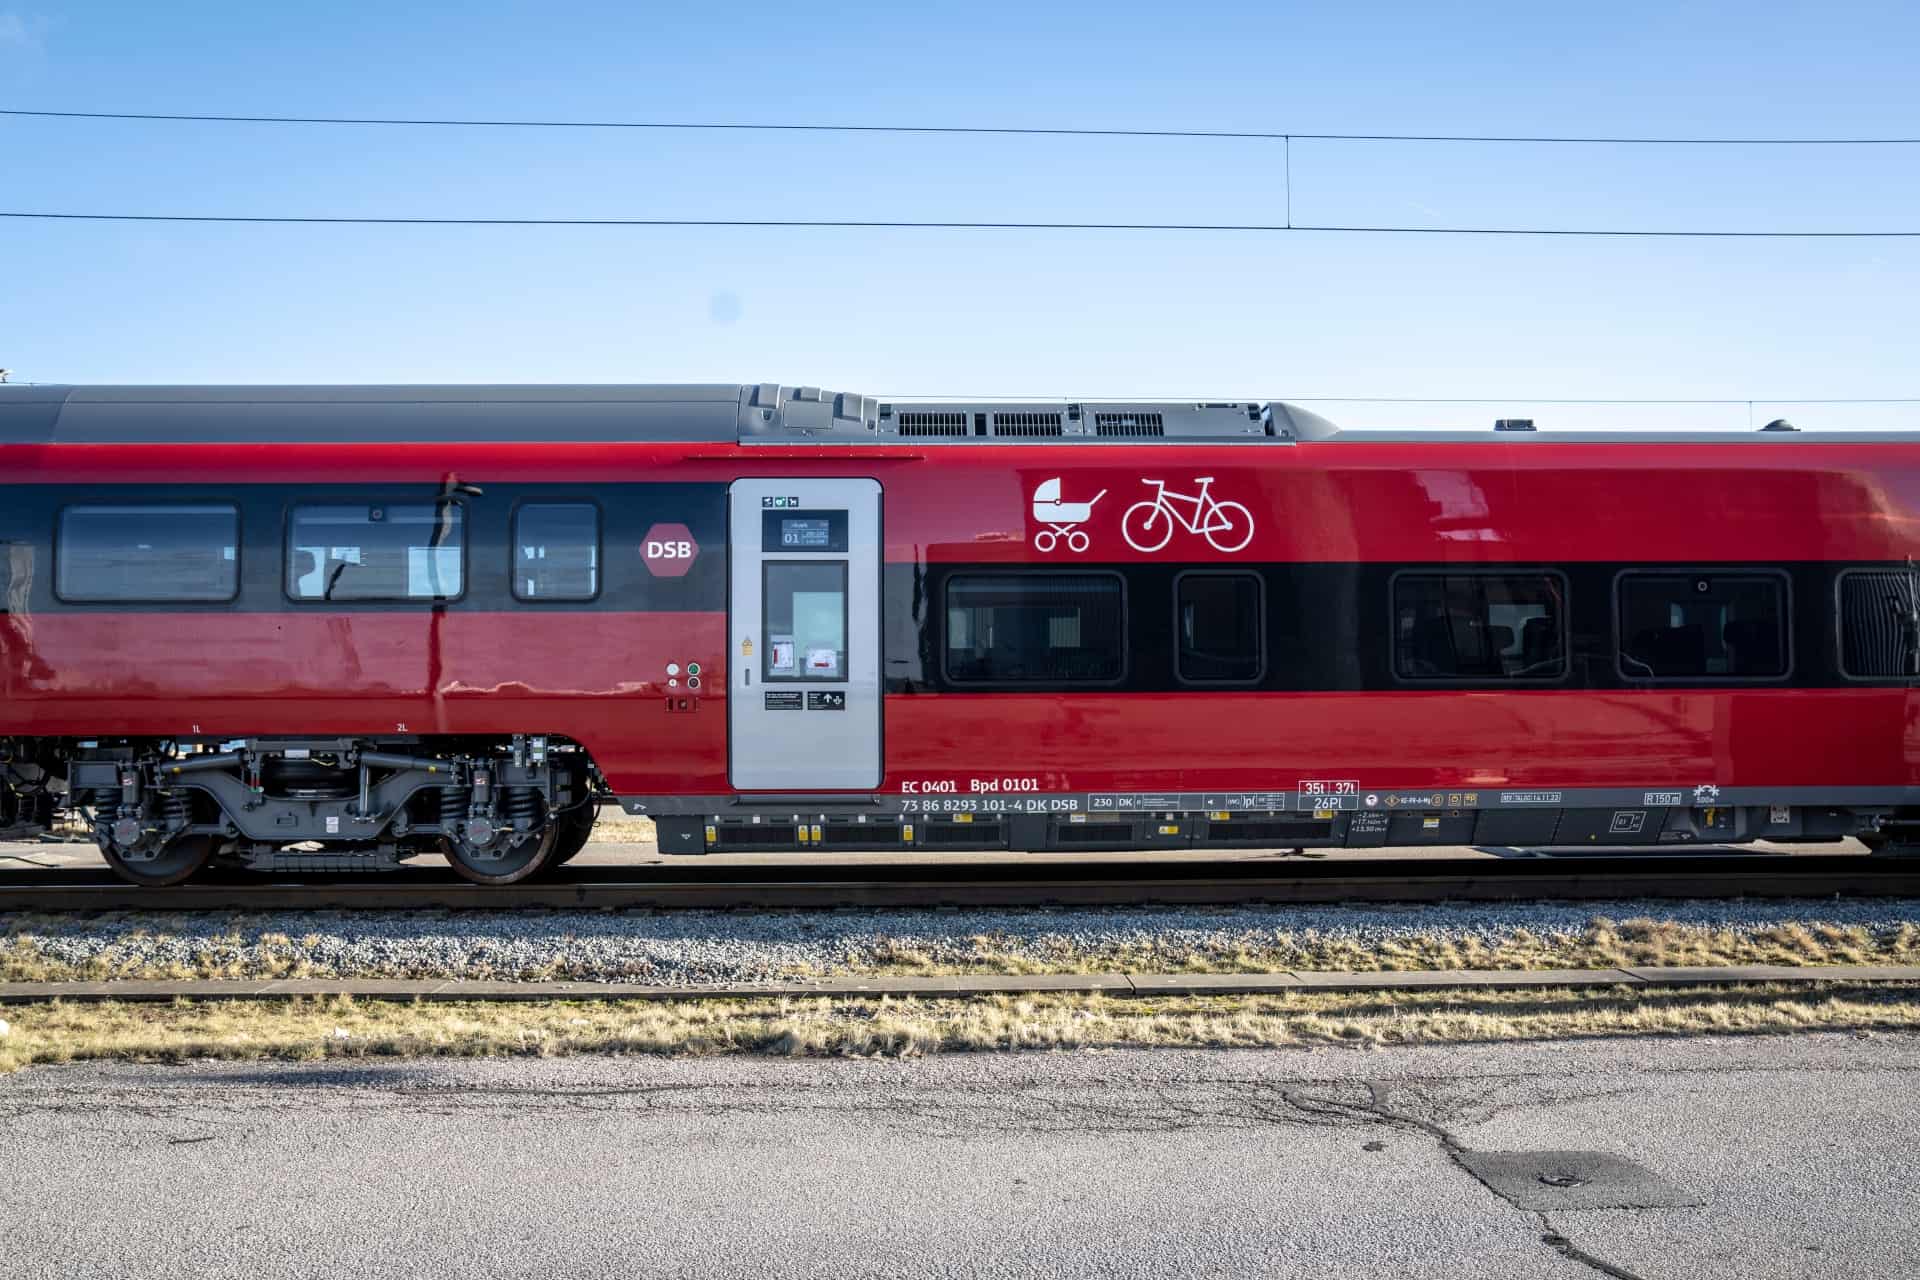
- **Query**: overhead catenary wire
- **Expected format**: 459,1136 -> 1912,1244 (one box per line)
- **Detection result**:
9,108 -> 1917,238
4,106 -> 1920,145
3,211 -> 1918,238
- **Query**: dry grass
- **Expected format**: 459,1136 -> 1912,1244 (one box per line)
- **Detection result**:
6,916 -> 1920,985
3,983 -> 1918,1074
856,918 -> 1920,978
590,813 -> 656,844
1,925 -> 337,983
809,918 -> 1920,983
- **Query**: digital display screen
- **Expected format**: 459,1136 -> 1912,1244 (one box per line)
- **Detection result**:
780,518 -> 832,548
760,508 -> 848,553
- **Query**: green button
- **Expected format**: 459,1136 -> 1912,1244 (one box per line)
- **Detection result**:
687,662 -> 701,676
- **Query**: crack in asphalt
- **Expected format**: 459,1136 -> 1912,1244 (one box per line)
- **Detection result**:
1297,1081 -> 1656,1280
1538,1214 -> 1651,1280
0,1057 -> 1750,1279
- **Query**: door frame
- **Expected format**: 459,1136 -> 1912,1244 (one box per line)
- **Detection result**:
725,476 -> 884,792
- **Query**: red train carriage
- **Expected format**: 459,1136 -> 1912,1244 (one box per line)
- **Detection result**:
1,382 -> 1916,885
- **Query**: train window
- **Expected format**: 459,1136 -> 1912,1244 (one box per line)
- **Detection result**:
1838,569 -> 1919,679
512,503 -> 599,601
1617,571 -> 1788,680
1176,572 -> 1264,683
944,573 -> 1125,684
1393,573 -> 1566,681
763,561 -> 847,682
287,503 -> 464,602
55,504 -> 239,603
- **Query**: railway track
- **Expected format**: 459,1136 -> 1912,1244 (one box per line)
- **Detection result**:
1,854 -> 1917,911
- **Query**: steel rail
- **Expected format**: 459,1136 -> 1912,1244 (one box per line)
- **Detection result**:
9,965 -> 1920,1006
1,855 -> 1916,912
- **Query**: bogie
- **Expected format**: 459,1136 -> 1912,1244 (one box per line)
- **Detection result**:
44,735 -> 599,887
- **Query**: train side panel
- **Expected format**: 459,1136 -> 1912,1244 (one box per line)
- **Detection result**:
4,431 -> 1920,868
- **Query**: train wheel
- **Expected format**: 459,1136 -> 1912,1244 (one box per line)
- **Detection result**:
549,804 -> 598,867
443,823 -> 561,885
101,834 -> 217,887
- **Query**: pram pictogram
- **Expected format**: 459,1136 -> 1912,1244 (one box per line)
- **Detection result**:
1029,477 -> 1108,553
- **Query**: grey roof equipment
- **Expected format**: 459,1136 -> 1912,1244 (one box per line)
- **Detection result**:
0,383 -> 1907,444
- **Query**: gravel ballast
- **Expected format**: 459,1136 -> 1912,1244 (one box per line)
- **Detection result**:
6,897 -> 1920,986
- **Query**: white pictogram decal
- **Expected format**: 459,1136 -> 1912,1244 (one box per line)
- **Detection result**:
1693,783 -> 1721,804
1610,810 -> 1647,834
1121,476 -> 1255,553
1030,477 -> 1107,553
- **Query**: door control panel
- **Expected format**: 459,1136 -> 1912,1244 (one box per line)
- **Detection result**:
665,659 -> 707,713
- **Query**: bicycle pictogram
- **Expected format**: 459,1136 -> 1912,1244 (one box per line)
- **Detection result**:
1120,476 -> 1255,553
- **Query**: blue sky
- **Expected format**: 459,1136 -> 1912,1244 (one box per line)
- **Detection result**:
2,0 -> 1917,429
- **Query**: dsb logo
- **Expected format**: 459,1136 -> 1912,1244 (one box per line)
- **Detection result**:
640,523 -> 698,578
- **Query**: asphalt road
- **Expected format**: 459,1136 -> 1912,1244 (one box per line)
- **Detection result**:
3,1032 -> 1915,1278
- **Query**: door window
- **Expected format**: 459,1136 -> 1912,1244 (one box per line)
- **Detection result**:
764,561 -> 847,681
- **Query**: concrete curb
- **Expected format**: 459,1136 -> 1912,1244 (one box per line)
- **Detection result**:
4,964 -> 1920,1005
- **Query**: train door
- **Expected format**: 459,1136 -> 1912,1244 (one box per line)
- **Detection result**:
727,478 -> 882,790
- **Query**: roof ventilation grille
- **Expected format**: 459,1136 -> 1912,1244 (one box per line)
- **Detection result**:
992,411 -> 1064,437
896,410 -> 970,437
1095,411 -> 1165,438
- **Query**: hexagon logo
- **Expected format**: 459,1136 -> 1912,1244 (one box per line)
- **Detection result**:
641,523 -> 698,577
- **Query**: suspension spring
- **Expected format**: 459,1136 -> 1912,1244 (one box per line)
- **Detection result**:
159,790 -> 190,829
437,784 -> 467,829
504,787 -> 540,827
